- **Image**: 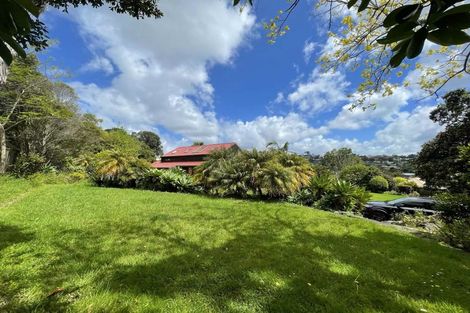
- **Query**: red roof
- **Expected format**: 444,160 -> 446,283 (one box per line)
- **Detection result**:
151,161 -> 204,169
162,143 -> 237,157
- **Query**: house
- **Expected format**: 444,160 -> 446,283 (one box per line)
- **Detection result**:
151,143 -> 239,173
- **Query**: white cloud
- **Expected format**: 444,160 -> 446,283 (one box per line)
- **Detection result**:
69,0 -> 255,141
328,86 -> 420,130
81,56 -> 114,75
303,41 -> 316,63
217,105 -> 442,156
287,68 -> 350,114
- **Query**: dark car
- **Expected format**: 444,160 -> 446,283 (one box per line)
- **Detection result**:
363,197 -> 436,221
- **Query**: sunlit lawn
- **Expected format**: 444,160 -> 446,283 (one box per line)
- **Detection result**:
0,178 -> 469,312
370,192 -> 404,202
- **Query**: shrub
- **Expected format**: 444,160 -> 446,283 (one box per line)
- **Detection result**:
309,174 -> 333,201
393,176 -> 418,194
317,180 -> 369,212
287,189 -> 314,206
368,175 -> 389,192
88,150 -> 149,188
12,153 -> 47,177
439,218 -> 470,252
339,164 -> 382,187
434,193 -> 470,223
194,148 -> 314,199
159,168 -> 196,193
434,193 -> 470,251
137,168 -> 197,193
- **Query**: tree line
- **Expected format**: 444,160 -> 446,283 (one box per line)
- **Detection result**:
0,55 -> 162,175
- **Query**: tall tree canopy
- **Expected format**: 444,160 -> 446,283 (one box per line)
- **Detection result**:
133,130 -> 163,157
319,148 -> 363,176
415,89 -> 470,192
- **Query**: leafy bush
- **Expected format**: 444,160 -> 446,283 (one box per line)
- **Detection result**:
309,174 -> 333,201
434,193 -> 470,251
393,177 -> 418,194
194,148 -> 314,199
287,189 -> 314,206
317,180 -> 369,213
12,153 -> 47,177
88,150 -> 149,188
137,168 -> 197,193
439,218 -> 470,252
339,164 -> 382,188
434,193 -> 470,223
159,168 -> 196,193
368,175 -> 389,192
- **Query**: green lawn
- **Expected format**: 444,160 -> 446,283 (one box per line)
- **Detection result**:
370,192 -> 404,202
0,179 -> 469,312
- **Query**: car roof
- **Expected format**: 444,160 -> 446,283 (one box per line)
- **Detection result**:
393,197 -> 434,203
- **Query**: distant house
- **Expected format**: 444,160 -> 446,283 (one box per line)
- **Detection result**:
151,143 -> 239,173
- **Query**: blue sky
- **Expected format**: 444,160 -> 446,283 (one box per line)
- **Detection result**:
38,0 -> 469,155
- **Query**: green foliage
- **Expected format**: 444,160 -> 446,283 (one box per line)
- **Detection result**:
319,148 -> 362,175
133,130 -> 163,157
416,89 -> 470,192
368,175 -> 389,192
317,180 -> 369,212
194,148 -> 314,199
339,163 -> 382,187
136,168 -> 197,193
88,150 -> 149,188
308,174 -> 333,201
434,192 -> 470,223
103,128 -> 154,161
439,218 -> 470,252
11,152 -> 46,177
393,176 -> 417,193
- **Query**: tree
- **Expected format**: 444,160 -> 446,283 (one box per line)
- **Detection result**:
103,128 -> 154,161
415,89 -> 470,192
235,0 -> 470,105
0,55 -> 57,173
339,163 -> 382,187
133,130 -> 163,157
319,148 -> 362,176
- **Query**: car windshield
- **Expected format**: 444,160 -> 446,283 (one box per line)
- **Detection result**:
387,198 -> 407,205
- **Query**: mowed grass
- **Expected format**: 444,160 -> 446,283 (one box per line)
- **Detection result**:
0,179 -> 469,312
370,192 -> 404,201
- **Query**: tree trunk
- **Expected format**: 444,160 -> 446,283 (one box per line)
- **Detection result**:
0,124 -> 8,173
0,60 -> 8,84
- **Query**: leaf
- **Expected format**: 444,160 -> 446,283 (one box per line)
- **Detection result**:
377,30 -> 414,44
427,28 -> 470,46
347,0 -> 359,9
429,4 -> 470,23
392,39 -> 410,51
233,0 -> 240,6
389,44 -> 407,68
406,27 -> 427,58
396,4 -> 422,23
433,12 -> 470,29
15,0 -> 39,17
383,4 -> 420,27
7,0 -> 32,32
0,40 -> 13,65
358,0 -> 370,12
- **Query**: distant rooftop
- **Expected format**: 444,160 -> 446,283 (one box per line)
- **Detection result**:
162,143 -> 237,158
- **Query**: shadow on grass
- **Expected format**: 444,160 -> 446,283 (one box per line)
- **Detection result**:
1,210 -> 469,312
0,224 -> 34,251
